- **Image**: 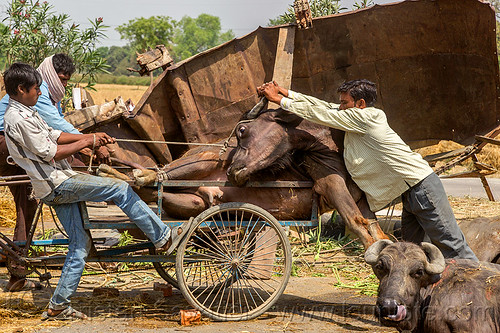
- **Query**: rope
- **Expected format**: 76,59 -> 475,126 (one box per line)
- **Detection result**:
114,138 -> 226,147
218,119 -> 254,157
87,134 -> 96,173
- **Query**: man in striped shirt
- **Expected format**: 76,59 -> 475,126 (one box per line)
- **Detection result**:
2,63 -> 187,320
258,79 -> 477,261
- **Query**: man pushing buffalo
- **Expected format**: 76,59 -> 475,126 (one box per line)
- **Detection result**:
258,79 -> 477,260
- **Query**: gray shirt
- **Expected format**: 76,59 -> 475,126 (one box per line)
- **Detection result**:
4,99 -> 76,199
281,90 -> 433,211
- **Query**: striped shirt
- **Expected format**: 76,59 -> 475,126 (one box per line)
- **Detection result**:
280,90 -> 433,212
4,99 -> 76,199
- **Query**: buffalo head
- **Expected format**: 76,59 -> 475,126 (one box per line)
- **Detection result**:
227,110 -> 304,186
365,240 -> 445,331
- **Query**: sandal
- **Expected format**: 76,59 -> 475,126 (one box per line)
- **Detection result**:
163,217 -> 194,255
41,306 -> 88,321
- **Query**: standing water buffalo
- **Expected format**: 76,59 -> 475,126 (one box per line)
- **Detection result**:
365,240 -> 500,332
226,108 -> 388,248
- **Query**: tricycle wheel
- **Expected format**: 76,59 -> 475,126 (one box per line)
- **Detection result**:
175,202 -> 291,321
149,247 -> 178,289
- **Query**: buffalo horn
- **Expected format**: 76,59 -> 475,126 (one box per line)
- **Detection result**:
246,97 -> 268,119
364,239 -> 394,265
421,242 -> 446,275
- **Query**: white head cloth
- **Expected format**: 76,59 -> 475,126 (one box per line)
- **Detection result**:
37,55 -> 65,104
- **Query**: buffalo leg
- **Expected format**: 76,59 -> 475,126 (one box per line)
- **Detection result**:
314,174 -> 387,248
355,193 -> 389,243
134,187 -> 208,219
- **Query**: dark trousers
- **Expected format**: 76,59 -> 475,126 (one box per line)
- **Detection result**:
401,172 -> 478,260
0,134 -> 38,276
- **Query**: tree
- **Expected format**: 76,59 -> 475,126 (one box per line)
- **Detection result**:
268,0 -> 375,26
98,45 -> 136,76
0,0 -> 109,88
172,14 -> 234,61
116,14 -> 234,62
116,16 -> 175,52
269,0 -> 347,26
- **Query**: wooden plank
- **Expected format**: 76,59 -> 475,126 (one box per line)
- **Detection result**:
65,98 -> 127,131
423,147 -> 469,162
269,26 -> 295,108
475,135 -> 500,147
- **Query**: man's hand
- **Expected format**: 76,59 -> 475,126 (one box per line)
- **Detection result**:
95,146 -> 111,165
93,133 -> 115,147
257,81 -> 287,104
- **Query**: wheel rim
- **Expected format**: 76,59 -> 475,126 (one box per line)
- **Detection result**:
176,203 -> 291,321
149,247 -> 179,289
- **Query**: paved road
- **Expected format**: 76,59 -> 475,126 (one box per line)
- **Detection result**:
441,177 -> 500,199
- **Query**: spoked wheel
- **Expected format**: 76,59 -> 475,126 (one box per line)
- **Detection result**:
176,202 -> 292,321
149,247 -> 179,289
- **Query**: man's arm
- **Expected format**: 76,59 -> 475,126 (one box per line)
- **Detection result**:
54,132 -> 114,161
259,82 -> 368,134
257,81 -> 337,109
35,83 -> 80,135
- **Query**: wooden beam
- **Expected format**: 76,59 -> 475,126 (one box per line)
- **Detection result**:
269,26 -> 296,108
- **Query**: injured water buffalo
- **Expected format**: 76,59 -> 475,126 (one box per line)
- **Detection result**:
120,143 -> 316,221
226,108 -> 388,248
365,240 -> 500,333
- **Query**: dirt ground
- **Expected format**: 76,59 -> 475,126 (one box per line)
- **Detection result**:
1,195 -> 500,333
0,269 -> 395,333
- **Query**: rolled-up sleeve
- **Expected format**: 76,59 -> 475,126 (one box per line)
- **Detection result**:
10,119 -> 59,162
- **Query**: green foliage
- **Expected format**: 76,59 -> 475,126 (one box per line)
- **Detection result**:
269,0 -> 347,26
172,14 -> 235,61
97,45 -> 136,76
117,230 -> 134,247
116,16 -> 175,52
116,14 -> 234,62
352,0 -> 374,10
0,0 -> 109,88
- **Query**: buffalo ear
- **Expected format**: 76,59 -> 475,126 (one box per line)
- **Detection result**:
421,242 -> 446,275
364,239 -> 394,265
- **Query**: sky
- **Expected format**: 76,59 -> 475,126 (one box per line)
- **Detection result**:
0,0 -> 396,47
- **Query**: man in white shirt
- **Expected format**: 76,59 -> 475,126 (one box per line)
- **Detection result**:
258,79 -> 477,260
3,63 -> 188,320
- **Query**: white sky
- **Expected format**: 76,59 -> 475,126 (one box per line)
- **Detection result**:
0,0 -> 396,46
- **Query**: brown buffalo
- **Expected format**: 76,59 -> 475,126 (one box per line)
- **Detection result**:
129,142 -> 316,221
226,109 -> 388,248
459,217 -> 500,264
365,240 -> 500,332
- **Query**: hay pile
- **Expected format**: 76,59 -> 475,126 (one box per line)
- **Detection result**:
416,138 -> 500,175
0,187 -> 16,228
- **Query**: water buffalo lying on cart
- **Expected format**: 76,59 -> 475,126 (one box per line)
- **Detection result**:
124,113 -> 387,248
224,108 -> 388,248
365,240 -> 500,332
130,143 -> 315,221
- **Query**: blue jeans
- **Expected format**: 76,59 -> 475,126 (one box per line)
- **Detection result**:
401,172 -> 478,261
41,173 -> 170,310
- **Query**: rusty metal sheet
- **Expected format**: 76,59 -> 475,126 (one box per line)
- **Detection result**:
129,0 -> 499,163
